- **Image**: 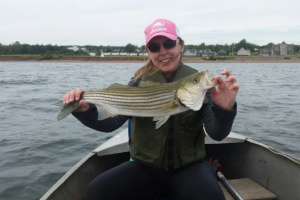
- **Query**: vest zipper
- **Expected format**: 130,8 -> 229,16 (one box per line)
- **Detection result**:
168,116 -> 174,171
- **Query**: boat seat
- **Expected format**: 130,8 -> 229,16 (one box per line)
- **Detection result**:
155,178 -> 277,200
218,178 -> 277,200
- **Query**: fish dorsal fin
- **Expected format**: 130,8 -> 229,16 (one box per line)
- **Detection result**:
139,81 -> 161,87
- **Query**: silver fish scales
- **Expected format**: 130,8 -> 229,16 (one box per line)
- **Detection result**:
56,70 -> 216,129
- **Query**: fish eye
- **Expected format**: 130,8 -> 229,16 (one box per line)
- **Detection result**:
193,78 -> 199,84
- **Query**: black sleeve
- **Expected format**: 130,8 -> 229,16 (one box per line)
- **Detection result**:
199,90 -> 237,141
71,77 -> 140,132
72,104 -> 130,132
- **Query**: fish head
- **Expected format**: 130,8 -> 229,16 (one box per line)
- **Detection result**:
176,70 -> 216,111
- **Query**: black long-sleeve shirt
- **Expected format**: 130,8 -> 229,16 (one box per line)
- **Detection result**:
72,77 -> 237,141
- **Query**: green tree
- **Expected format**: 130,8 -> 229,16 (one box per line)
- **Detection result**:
42,51 -> 53,59
125,43 -> 136,53
13,41 -> 21,46
265,42 -> 274,48
236,39 -> 247,51
198,43 -> 205,49
293,44 -> 299,52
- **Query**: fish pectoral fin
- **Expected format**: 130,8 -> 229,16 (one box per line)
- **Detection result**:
153,116 -> 170,129
138,81 -> 161,87
96,105 -> 117,120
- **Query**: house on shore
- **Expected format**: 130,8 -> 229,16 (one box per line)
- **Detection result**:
196,49 -> 216,57
81,47 -> 89,53
218,50 -> 227,56
184,49 -> 197,56
67,46 -> 90,54
260,41 -> 294,56
260,48 -> 271,56
237,47 -> 251,56
67,46 -> 80,51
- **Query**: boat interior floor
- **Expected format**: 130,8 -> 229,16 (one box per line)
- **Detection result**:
218,178 -> 276,200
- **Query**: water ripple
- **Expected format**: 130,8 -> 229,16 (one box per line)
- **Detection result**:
0,62 -> 300,200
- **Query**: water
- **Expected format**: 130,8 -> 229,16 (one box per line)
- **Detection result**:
0,62 -> 299,200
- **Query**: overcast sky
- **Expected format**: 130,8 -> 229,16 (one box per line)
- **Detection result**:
1,0 -> 299,46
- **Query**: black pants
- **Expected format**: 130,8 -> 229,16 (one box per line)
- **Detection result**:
86,160 -> 225,200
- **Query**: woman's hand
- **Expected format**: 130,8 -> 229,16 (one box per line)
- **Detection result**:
210,69 -> 239,110
62,88 -> 90,112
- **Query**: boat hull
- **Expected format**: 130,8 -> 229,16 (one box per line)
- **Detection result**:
41,133 -> 300,200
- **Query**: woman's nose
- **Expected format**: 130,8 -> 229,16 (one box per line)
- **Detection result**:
158,44 -> 167,54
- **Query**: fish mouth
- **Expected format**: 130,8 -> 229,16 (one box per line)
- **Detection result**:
205,81 -> 217,89
203,71 -> 217,89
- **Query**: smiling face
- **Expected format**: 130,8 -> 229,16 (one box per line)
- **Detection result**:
147,36 -> 184,77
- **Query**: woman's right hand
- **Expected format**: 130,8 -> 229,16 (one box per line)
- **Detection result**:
63,88 -> 90,112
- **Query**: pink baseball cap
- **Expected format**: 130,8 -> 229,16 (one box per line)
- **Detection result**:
144,19 -> 181,46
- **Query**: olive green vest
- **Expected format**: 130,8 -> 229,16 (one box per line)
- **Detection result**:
130,64 -> 208,171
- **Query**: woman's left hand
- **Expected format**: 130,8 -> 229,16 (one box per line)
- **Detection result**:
210,69 -> 240,110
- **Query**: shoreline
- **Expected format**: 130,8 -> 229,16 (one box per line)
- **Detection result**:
1,60 -> 300,63
0,57 -> 299,63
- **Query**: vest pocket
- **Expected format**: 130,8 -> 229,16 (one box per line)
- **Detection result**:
178,131 -> 205,155
133,128 -> 166,156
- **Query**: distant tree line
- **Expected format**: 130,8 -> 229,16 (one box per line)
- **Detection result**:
185,39 -> 300,54
0,41 -> 74,55
1,39 -> 299,56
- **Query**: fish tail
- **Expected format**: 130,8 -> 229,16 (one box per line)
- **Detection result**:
56,101 -> 80,121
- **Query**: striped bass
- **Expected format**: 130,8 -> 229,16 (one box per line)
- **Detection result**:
56,70 -> 217,129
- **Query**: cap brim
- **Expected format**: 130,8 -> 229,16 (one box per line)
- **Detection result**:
146,32 -> 177,46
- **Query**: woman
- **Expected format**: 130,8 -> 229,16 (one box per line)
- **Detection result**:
63,19 -> 239,200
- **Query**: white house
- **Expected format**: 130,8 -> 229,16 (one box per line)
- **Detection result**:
81,47 -> 88,53
67,46 -> 80,51
237,47 -> 251,56
89,53 -> 96,56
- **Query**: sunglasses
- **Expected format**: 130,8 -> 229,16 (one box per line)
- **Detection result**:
147,38 -> 180,53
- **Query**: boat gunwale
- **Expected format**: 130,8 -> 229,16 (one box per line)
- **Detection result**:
40,152 -> 96,200
40,130 -> 300,200
246,138 -> 300,165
